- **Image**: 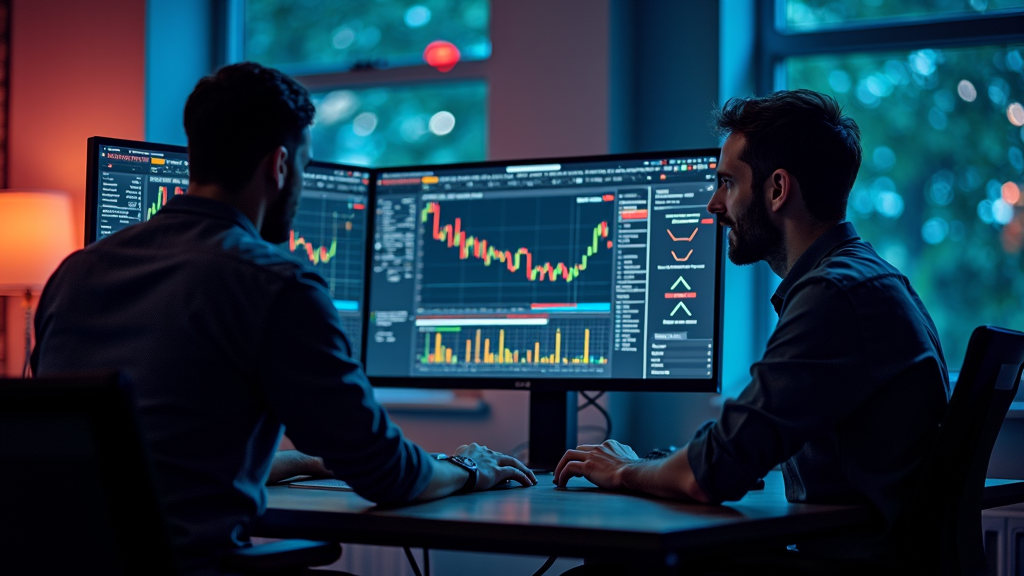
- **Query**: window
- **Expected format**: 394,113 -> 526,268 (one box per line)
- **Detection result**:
245,0 -> 491,72
242,0 -> 490,167
759,3 -> 1024,369
310,82 -> 486,167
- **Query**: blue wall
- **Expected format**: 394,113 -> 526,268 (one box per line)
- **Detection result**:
145,0 -> 217,145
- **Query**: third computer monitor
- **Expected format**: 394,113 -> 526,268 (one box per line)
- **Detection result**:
365,150 -> 724,392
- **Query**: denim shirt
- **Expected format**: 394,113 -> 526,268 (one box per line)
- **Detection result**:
32,195 -> 432,572
687,222 -> 950,555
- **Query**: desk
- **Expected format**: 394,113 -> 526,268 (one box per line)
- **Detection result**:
256,471 -> 872,560
258,472 -> 1024,561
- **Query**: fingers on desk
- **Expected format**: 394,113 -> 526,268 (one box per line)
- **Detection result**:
498,453 -> 537,484
499,465 -> 536,487
553,449 -> 591,484
555,461 -> 587,487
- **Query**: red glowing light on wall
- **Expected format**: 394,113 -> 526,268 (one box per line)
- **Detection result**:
423,41 -> 460,73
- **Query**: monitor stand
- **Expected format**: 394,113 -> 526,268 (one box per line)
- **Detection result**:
527,390 -> 578,472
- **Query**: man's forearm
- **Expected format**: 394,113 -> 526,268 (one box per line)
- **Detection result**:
268,450 -> 331,484
620,447 -> 711,502
411,458 -> 471,501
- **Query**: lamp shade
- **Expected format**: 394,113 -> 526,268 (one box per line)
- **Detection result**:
0,190 -> 78,293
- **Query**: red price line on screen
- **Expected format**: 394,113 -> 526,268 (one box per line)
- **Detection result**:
289,230 -> 336,265
420,201 -> 611,283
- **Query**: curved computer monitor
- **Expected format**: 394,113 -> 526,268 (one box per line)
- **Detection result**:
364,149 -> 724,393
85,136 -> 372,357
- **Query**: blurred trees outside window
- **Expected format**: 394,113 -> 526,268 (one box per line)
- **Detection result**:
244,0 -> 490,167
769,1 -> 1024,368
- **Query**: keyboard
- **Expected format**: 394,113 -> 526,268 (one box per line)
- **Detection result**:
287,478 -> 352,491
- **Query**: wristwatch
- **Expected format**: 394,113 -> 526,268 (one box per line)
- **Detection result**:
435,453 -> 478,495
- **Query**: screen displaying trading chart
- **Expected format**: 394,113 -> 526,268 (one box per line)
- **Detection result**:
90,141 -> 189,241
366,153 -> 722,381
289,164 -> 371,358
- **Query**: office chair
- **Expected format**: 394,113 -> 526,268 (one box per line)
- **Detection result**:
0,371 -> 342,575
897,325 -> 1024,576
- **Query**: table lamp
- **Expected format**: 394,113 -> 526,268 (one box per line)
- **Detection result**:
0,189 -> 77,376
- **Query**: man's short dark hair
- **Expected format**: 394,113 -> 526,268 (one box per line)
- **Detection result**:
184,62 -> 316,193
713,89 -> 862,223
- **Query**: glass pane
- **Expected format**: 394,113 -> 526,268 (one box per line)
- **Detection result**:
784,0 -> 1024,31
245,0 -> 491,72
309,81 -> 487,167
785,46 -> 1024,369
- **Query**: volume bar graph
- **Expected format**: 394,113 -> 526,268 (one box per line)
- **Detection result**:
414,320 -> 610,376
421,201 -> 611,283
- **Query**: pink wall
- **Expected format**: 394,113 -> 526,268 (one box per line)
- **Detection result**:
4,0 -> 146,375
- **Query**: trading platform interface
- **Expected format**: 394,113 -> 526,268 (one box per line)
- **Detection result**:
91,143 -> 190,241
288,164 -> 371,358
366,154 -> 721,382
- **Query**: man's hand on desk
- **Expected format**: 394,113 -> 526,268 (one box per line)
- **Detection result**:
456,443 -> 537,491
554,440 -> 711,503
414,443 -> 536,501
268,450 -> 331,484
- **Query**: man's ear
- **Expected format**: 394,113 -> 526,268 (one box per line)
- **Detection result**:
269,145 -> 289,190
767,169 -> 795,214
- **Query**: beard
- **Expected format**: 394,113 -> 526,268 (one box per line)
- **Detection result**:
723,189 -> 785,267
261,169 -> 301,244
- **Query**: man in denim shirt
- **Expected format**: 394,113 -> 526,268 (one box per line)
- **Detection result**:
554,90 -> 949,567
32,63 -> 535,575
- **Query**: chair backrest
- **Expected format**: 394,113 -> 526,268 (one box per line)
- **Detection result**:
0,371 -> 178,575
902,326 -> 1024,576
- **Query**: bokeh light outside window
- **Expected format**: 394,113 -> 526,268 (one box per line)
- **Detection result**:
244,0 -> 490,168
785,45 -> 1024,367
310,82 -> 487,167
245,0 -> 491,72
785,0 -> 1024,31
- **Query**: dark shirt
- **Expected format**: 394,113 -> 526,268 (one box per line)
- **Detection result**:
687,222 -> 950,557
32,195 -> 432,573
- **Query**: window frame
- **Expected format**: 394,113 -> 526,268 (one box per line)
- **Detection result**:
757,3 -> 1024,94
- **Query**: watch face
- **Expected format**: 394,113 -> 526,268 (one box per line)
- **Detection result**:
451,455 -> 477,470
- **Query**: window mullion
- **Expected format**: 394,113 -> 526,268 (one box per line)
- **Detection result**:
763,9 -> 1024,59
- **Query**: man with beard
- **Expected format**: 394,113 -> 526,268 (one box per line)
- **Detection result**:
553,90 -> 949,569
31,62 -> 535,575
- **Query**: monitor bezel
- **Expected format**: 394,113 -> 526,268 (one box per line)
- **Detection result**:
84,136 -> 189,246
363,148 -> 725,393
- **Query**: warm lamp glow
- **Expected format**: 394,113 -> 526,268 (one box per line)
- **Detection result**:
0,190 -> 77,292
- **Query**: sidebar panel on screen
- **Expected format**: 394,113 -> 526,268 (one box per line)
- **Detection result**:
366,153 -> 721,385
92,143 -> 189,241
285,165 -> 371,358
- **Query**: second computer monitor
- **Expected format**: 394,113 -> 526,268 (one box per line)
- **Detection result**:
365,150 -> 724,392
290,162 -> 371,358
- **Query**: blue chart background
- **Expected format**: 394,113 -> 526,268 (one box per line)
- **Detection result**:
417,194 -> 616,310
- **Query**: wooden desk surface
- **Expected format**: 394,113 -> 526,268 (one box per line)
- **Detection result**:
257,471 -> 872,558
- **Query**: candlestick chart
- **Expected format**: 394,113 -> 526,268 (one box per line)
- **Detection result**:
417,195 -> 615,309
